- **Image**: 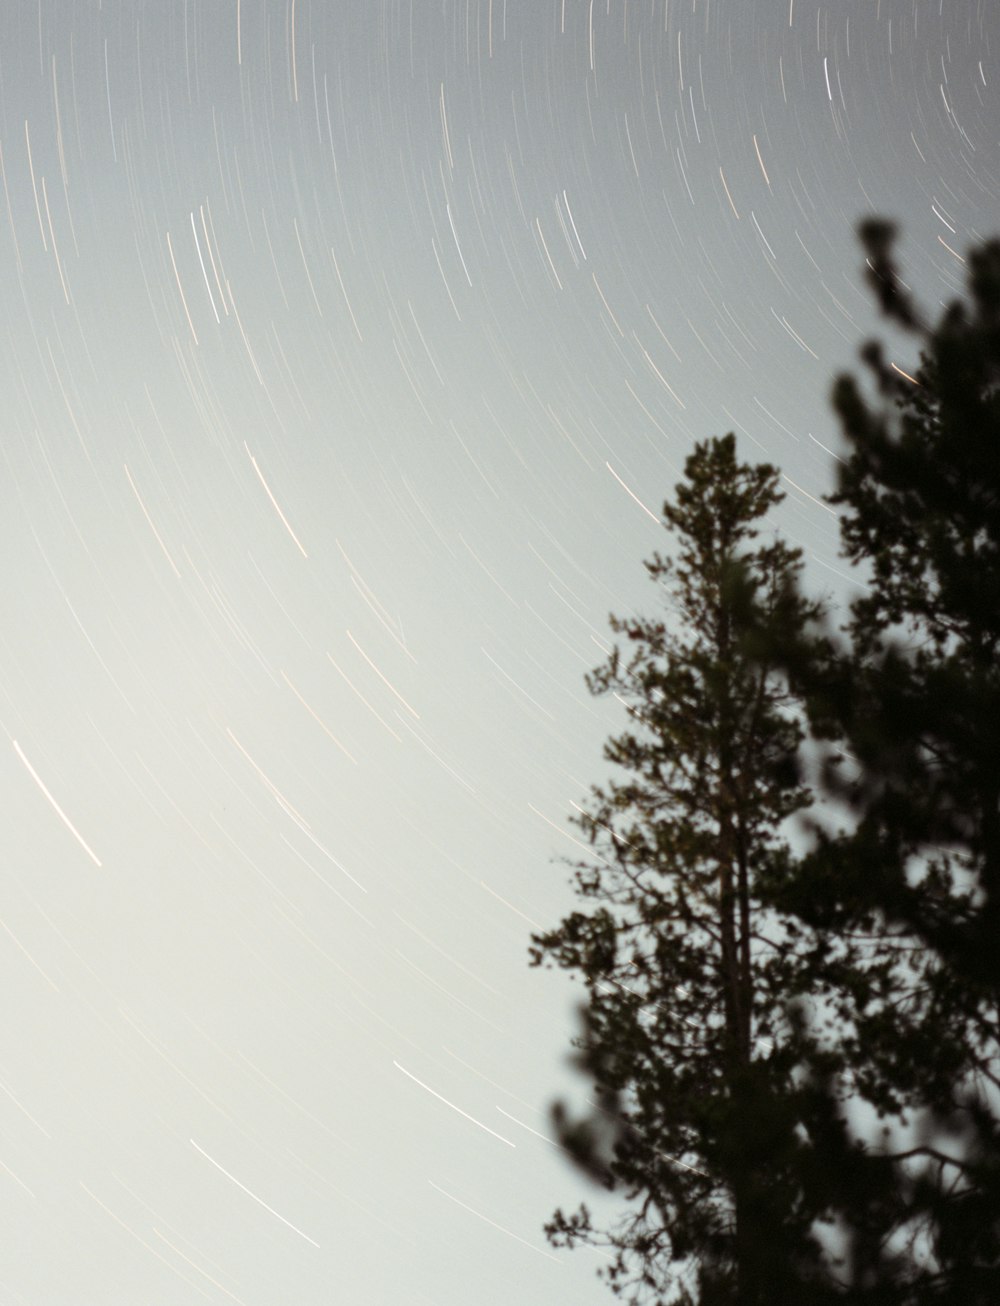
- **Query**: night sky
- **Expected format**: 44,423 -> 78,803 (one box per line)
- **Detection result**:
1,3 -> 997,1303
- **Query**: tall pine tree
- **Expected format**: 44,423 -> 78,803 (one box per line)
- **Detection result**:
531,436 -> 842,1305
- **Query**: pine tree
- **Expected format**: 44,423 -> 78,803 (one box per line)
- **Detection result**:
531,436 -> 840,1304
770,222 -> 1000,1301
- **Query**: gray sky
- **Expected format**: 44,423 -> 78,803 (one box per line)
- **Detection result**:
0,2 -> 996,1302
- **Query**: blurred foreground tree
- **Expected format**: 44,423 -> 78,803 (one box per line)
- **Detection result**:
530,436 -> 847,1304
765,222 -> 1000,1301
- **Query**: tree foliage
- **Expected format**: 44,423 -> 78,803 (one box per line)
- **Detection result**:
766,222 -> 1000,1301
535,224 -> 1000,1303
530,436 -> 842,1304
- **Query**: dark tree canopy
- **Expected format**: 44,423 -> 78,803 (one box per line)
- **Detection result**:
531,435 -> 844,1305
766,222 -> 1000,1302
535,223 -> 1000,1305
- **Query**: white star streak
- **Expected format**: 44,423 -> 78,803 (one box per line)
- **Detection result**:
280,671 -> 358,763
79,1184 -> 212,1297
124,464 -> 182,577
244,443 -> 308,557
150,1228 -> 250,1305
605,463 -> 661,523
393,1061 -> 516,1147
0,914 -> 60,992
13,740 -> 102,867
0,1072 -> 53,1135
189,1140 -> 320,1248
428,1180 -> 560,1261
190,211 -> 220,322
0,1156 -> 35,1199
345,630 -> 420,718
166,229 -> 199,345
225,727 -> 312,828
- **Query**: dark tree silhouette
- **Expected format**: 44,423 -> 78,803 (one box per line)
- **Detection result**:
530,436 -> 844,1305
767,222 -> 1000,1302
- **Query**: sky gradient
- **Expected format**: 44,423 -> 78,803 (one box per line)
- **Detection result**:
1,3 -> 998,1303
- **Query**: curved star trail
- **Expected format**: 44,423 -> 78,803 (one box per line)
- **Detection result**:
0,3 -> 997,1302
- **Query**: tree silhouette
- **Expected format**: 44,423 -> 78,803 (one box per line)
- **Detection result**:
531,436 -> 843,1304
767,222 -> 1000,1302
